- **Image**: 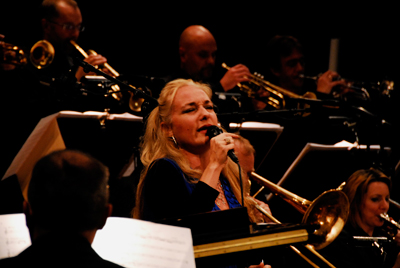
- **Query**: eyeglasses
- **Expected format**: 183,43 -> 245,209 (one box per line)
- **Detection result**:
48,20 -> 85,32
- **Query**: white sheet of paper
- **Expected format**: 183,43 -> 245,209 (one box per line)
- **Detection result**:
0,214 -> 31,259
92,217 -> 196,268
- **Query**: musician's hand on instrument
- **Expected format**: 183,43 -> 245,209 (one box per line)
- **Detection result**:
316,70 -> 346,94
251,98 -> 267,111
250,88 -> 269,110
220,64 -> 251,92
85,54 -> 107,66
75,54 -> 109,81
256,88 -> 270,98
249,197 -> 274,223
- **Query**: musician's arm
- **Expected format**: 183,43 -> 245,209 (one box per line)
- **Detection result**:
141,159 -> 218,221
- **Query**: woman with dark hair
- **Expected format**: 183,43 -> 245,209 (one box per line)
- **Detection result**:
319,168 -> 400,268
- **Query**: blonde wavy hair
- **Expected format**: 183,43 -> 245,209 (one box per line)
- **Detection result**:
133,79 -> 262,222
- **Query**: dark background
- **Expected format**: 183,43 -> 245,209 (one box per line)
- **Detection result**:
2,1 -> 400,217
2,1 -> 399,84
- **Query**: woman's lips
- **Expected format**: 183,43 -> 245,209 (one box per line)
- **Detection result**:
197,124 -> 212,132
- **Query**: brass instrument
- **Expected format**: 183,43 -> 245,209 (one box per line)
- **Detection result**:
69,40 -> 147,113
222,63 -> 317,110
251,199 -> 328,268
380,212 -> 400,238
250,171 -> 350,248
380,213 -> 400,228
336,182 -> 399,240
300,74 -> 395,99
250,172 -> 349,268
1,41 -> 27,68
30,39 -> 147,113
30,40 -> 55,69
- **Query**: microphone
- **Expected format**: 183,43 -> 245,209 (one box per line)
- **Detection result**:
206,126 -> 239,163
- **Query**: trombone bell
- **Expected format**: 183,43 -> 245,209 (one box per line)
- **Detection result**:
303,189 -> 349,250
250,171 -> 349,250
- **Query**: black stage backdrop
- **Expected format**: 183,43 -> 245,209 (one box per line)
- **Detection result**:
2,1 -> 400,210
1,1 -> 399,83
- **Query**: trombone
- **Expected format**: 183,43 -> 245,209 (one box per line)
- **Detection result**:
222,63 -> 317,110
380,200 -> 400,239
249,172 -> 349,268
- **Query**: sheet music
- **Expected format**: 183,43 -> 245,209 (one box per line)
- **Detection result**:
0,214 -> 31,259
58,111 -> 143,122
92,217 -> 196,268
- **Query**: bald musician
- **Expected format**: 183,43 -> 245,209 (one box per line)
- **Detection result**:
178,25 -> 252,92
160,25 -> 260,113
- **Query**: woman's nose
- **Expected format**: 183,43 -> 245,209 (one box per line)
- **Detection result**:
199,106 -> 210,120
381,199 -> 390,211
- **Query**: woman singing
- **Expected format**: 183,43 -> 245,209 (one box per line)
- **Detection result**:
133,79 -> 272,268
319,168 -> 400,268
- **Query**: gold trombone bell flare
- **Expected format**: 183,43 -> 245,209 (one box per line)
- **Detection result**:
250,171 -> 350,250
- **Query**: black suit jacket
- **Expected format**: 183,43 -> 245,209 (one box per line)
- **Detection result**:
0,232 -> 124,268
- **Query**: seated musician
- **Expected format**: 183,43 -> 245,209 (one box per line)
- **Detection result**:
133,78 -> 273,268
0,149 -> 123,268
318,168 -> 400,268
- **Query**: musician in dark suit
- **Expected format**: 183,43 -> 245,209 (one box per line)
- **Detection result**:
162,25 -> 251,93
0,149 -> 123,268
38,0 -> 109,82
264,35 -> 346,98
158,25 -> 262,114
318,168 -> 400,268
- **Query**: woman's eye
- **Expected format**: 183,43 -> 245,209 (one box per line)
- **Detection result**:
183,108 -> 195,113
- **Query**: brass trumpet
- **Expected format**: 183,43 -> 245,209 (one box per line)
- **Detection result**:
69,40 -> 148,113
30,39 -> 148,114
30,40 -> 54,69
222,63 -> 317,110
1,41 -> 27,68
301,73 -> 395,99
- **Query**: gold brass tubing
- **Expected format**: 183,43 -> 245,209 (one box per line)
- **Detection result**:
193,229 -> 309,258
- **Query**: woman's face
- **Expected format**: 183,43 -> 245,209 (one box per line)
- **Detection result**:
166,85 -> 218,153
358,181 -> 390,234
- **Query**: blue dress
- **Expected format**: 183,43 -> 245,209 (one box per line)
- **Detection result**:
141,158 -> 251,268
141,157 -> 241,221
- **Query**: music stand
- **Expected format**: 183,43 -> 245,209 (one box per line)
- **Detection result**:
228,121 -> 284,172
263,141 -> 392,223
2,111 -> 143,202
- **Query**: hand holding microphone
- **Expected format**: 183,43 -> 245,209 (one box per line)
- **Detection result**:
206,125 -> 239,163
